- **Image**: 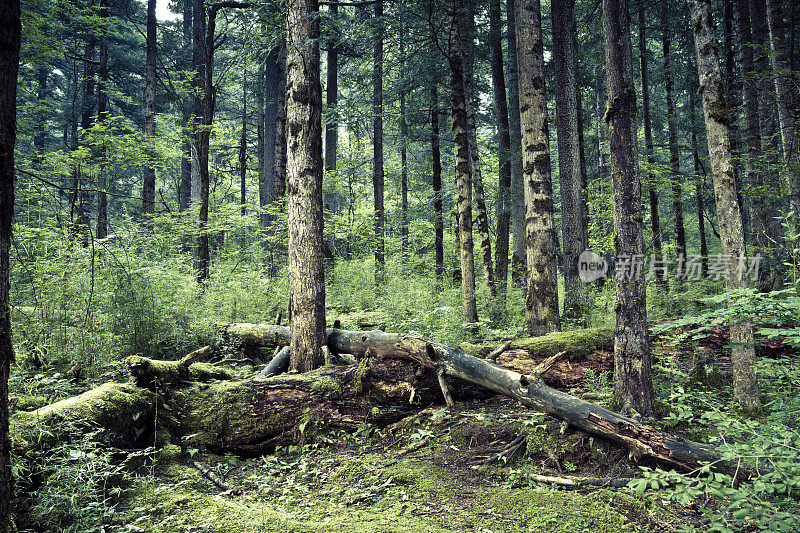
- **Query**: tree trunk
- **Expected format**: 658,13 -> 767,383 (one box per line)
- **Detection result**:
766,0 -> 800,215
373,0 -> 385,285
449,0 -> 478,324
431,84 -> 444,286
723,0 -> 746,230
179,0 -> 192,212
286,0 -> 326,373
603,0 -> 653,416
400,33 -> 408,262
324,3 -> 338,173
638,2 -> 666,289
515,0 -> 560,335
96,0 -> 109,240
690,0 -> 761,412
595,64 -> 611,241
274,42 -> 287,200
736,0 -> 771,255
76,35 -> 96,247
507,0 -> 525,286
239,68 -> 247,217
142,0 -> 157,220
690,83 -> 710,279
489,0 -> 511,298
0,0 -> 20,527
662,4 -> 686,272
552,0 -> 588,319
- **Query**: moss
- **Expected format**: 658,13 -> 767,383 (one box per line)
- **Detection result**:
462,327 -> 614,361
310,375 -> 343,397
126,356 -> 232,388
12,394 -> 48,411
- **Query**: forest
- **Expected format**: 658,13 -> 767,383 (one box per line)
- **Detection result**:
0,0 -> 799,530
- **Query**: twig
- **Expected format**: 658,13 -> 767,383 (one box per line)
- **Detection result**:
395,436 -> 430,458
488,336 -> 518,362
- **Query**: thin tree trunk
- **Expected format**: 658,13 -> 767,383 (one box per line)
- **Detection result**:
0,0 -> 20,528
96,0 -> 109,240
766,0 -> 800,215
449,0 -> 478,324
142,0 -> 157,220
690,81 -> 709,278
431,84 -> 444,286
690,0 -> 761,412
239,68 -> 247,216
179,0 -> 192,212
507,0 -> 525,285
638,2 -> 666,288
324,3 -> 338,173
662,4 -> 686,271
372,0 -> 385,285
595,63 -> 611,242
286,0 -> 326,372
77,35 -> 96,247
552,0 -> 588,319
723,0 -> 746,229
274,43 -> 287,200
603,0 -> 652,416
400,31 -> 408,262
489,0 -> 511,298
515,0 -> 560,335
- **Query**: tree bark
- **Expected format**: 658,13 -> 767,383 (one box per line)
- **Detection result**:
239,68 -> 247,216
372,0 -> 385,285
324,3 -> 339,173
662,4 -> 686,271
0,0 -> 19,528
515,0 -> 560,335
507,0 -> 526,286
286,0 -> 326,372
766,0 -> 800,215
722,0 -> 746,229
638,2 -> 666,288
449,0 -> 478,324
489,0 -> 511,298
552,0 -> 588,319
690,82 -> 710,279
400,31 -> 408,262
179,0 -> 192,212
431,84 -> 444,286
96,0 -> 109,240
274,42 -> 287,200
603,0 -> 653,416
142,0 -> 157,220
690,0 -> 761,411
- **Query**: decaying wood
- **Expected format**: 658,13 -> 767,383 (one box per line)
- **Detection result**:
527,473 -> 635,488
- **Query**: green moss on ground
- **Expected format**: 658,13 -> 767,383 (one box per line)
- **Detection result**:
462,327 -> 614,360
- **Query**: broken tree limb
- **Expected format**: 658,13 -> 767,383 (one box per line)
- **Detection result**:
487,337 -> 517,362
220,324 -> 725,472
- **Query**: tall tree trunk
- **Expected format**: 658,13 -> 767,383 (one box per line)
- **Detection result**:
449,0 -> 478,324
690,0 -> 761,412
595,63 -> 610,240
489,0 -> 511,298
662,4 -> 686,271
507,0 -> 525,285
77,35 -> 97,247
638,2 -> 666,288
372,0 -> 385,285
552,0 -> 588,319
324,3 -> 338,173
96,0 -> 109,240
239,68 -> 247,216
431,84 -> 444,286
400,30 -> 408,262
274,43 -> 287,200
603,0 -> 652,416
515,0 -> 560,335
142,0 -> 157,220
723,0 -> 746,229
736,0 -> 771,255
766,0 -> 800,215
0,0 -> 20,528
690,78 -> 710,278
286,0 -> 326,372
179,0 -> 192,212
33,66 -> 47,168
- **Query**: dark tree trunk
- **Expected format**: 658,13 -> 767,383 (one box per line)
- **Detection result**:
515,0 -> 560,335
179,0 -> 192,212
274,43 -> 287,201
689,81 -> 709,278
400,31 -> 408,262
662,4 -> 686,271
33,66 -> 47,167
96,0 -> 109,240
723,0 -> 746,228
489,0 -> 511,298
142,0 -> 157,220
449,0 -> 478,324
286,0 -> 326,372
76,35 -> 97,247
0,0 -> 19,528
690,0 -> 761,411
324,3 -> 338,173
552,0 -> 588,319
259,47 -> 279,227
595,64 -> 610,241
638,2 -> 666,288
239,69 -> 247,216
373,0 -> 385,285
507,0 -> 525,285
603,0 -> 653,416
431,84 -> 444,286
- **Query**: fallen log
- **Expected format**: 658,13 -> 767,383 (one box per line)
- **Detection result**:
220,324 -> 723,472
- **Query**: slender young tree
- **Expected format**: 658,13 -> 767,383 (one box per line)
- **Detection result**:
142,0 -> 157,219
603,0 -> 652,416
489,0 -> 511,297
662,3 -> 686,270
324,2 -> 338,173
286,0 -> 326,372
689,73 -> 710,278
0,0 -> 20,528
507,0 -> 526,285
96,0 -> 109,239
372,0 -> 385,285
274,43 -> 287,200
239,68 -> 247,216
690,0 -> 761,411
552,0 -> 588,319
179,0 -> 192,212
431,83 -> 444,286
450,0 -> 478,323
515,0 -> 560,335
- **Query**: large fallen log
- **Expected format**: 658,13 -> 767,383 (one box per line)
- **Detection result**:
220,324 -> 722,472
